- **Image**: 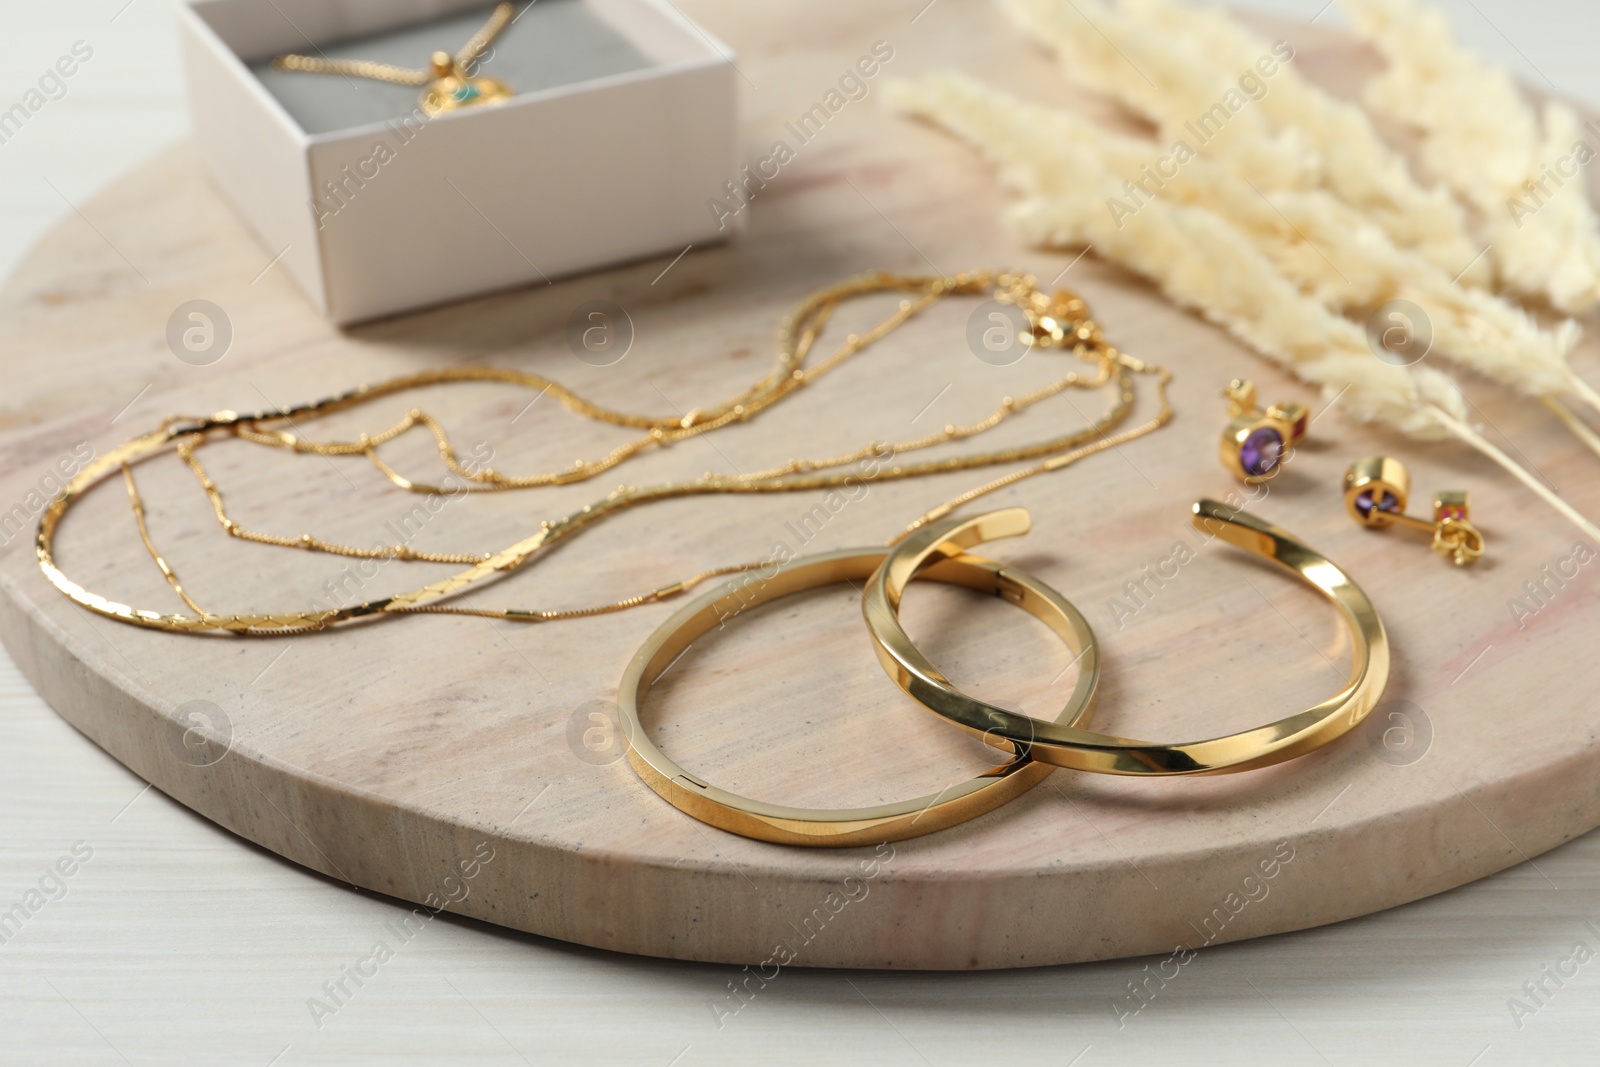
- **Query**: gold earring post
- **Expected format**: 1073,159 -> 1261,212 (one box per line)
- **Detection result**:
1220,379 -> 1309,484
1343,457 -> 1485,566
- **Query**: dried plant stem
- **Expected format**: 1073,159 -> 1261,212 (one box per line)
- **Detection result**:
1563,371 -> 1600,422
1431,405 -> 1600,543
1543,397 -> 1600,465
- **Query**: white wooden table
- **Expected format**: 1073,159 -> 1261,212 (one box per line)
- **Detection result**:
2,1 -> 1597,1063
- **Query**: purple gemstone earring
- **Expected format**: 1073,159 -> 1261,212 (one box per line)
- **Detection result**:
1343,457 -> 1485,567
1219,380 -> 1309,484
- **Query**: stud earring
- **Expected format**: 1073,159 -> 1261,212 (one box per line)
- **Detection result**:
1343,456 -> 1485,567
1219,379 -> 1309,484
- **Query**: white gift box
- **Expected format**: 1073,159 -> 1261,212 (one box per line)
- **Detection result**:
178,0 -> 740,324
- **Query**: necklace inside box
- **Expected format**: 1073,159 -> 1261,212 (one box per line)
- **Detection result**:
254,0 -> 653,134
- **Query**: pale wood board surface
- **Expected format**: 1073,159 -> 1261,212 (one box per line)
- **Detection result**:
4,0 -> 1600,1064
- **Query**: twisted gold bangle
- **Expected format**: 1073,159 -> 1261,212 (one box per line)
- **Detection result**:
617,546 -> 1100,846
862,501 -> 1390,775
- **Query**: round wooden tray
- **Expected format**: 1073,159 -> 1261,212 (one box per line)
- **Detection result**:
2,4 -> 1597,970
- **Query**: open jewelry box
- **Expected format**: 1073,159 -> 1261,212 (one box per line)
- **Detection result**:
178,0 -> 740,324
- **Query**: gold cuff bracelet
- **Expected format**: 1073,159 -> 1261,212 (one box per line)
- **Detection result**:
617,546 -> 1100,846
862,501 -> 1390,776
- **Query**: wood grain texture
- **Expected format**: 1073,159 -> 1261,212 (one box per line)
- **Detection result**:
1,1 -> 1598,972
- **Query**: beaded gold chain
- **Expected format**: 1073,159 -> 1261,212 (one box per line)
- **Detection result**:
37,271 -> 1173,634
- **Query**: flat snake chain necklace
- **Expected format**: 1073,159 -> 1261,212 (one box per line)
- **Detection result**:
36,271 -> 1173,635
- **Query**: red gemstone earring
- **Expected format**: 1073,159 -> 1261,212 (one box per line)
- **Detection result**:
1219,380 -> 1309,484
1343,457 -> 1485,567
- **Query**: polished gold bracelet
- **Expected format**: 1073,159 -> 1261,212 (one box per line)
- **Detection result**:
617,546 -> 1100,846
861,501 -> 1390,775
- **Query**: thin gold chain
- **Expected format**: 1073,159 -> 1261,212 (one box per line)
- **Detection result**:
272,3 -> 516,85
36,270 -> 1173,634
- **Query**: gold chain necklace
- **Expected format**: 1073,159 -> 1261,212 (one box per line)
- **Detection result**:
272,2 -> 517,116
37,271 -> 1173,634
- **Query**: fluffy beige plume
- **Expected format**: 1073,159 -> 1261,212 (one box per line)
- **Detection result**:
1341,0 -> 1600,313
1000,0 -> 1485,284
998,0 -> 1315,190
888,72 -> 1583,403
1256,188 -> 1589,401
885,73 -> 1469,439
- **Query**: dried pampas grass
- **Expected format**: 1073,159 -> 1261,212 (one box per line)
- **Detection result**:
998,0 -> 1485,284
885,74 -> 1470,441
1116,0 -> 1486,287
888,75 -> 1587,410
997,0 -> 1314,187
1341,0 -> 1600,314
886,68 -> 1600,541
